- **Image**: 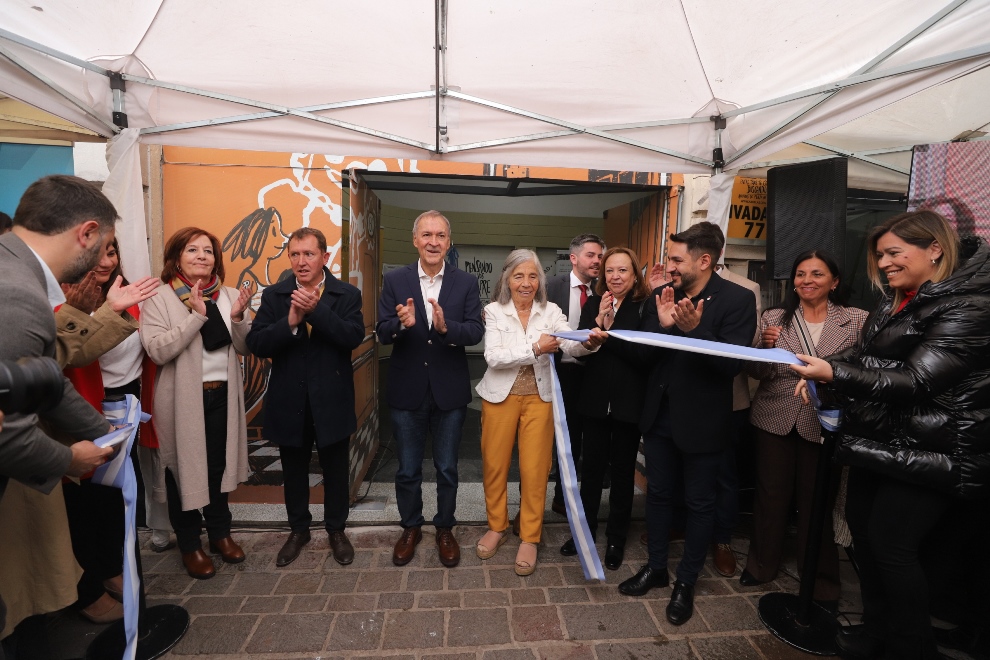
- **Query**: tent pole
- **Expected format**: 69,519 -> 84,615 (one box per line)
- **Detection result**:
110,72 -> 128,129
712,117 -> 726,174
725,0 -> 973,166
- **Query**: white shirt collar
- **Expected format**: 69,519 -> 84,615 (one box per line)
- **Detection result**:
418,260 -> 446,281
25,243 -> 66,309
570,271 -> 589,289
295,271 -> 326,292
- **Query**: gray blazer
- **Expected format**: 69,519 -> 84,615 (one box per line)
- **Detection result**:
545,272 -> 572,313
0,232 -> 109,502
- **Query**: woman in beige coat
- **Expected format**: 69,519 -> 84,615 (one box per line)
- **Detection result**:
140,226 -> 252,580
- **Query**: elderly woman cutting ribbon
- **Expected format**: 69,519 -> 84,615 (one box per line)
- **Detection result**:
475,249 -> 605,576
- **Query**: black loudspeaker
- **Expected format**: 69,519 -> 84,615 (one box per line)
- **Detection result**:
767,158 -> 847,280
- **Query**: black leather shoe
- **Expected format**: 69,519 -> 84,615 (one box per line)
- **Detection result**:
604,543 -> 623,570
835,624 -> 884,660
560,538 -> 578,556
739,569 -> 769,587
618,564 -> 669,597
328,530 -> 354,566
666,580 -> 695,625
276,530 -> 311,567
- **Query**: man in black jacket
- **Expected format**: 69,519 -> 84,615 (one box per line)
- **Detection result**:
546,233 -> 603,515
618,222 -> 756,627
246,227 -> 365,568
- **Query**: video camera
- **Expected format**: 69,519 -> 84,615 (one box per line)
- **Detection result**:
0,357 -> 64,415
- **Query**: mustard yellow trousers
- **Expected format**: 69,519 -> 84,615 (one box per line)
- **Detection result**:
481,395 -> 554,544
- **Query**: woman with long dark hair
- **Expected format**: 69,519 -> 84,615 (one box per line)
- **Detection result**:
793,211 -> 990,659
739,249 -> 867,609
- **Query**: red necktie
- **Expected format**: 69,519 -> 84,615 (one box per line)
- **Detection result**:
579,284 -> 588,308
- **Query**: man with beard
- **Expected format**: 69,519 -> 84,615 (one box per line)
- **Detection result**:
619,222 -> 756,627
546,234 -> 603,520
0,175 -> 117,651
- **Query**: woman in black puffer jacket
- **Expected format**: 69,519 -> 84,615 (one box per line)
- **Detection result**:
792,210 -> 990,660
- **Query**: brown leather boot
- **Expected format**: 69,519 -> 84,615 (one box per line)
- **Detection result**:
209,536 -> 246,564
182,548 -> 216,579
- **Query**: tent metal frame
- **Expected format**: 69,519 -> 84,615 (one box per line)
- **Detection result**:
0,0 -> 987,176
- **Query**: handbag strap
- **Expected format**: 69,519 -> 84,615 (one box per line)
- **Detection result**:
791,307 -> 818,358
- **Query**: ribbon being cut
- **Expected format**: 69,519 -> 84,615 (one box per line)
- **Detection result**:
551,328 -> 839,581
92,394 -> 149,660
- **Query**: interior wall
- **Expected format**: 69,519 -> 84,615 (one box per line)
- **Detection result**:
379,204 -> 605,266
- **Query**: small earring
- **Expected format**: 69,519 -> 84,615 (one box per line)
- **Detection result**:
932,258 -> 937,264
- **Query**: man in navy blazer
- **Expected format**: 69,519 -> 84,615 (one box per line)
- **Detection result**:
376,210 -> 484,568
246,228 -> 364,568
618,222 -> 756,628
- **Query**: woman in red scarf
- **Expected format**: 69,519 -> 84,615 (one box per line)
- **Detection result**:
140,227 -> 252,580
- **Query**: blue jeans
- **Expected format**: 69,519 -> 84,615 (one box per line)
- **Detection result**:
644,406 -> 723,586
391,388 -> 466,529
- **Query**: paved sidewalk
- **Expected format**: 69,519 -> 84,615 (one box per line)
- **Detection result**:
137,521 -> 860,659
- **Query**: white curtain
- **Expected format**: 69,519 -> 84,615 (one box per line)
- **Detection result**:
103,128 -> 151,281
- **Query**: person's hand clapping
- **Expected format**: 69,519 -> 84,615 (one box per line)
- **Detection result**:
188,279 -> 207,316
670,297 -> 704,333
106,275 -> 159,313
427,298 -> 447,334
396,298 -> 416,329
61,272 -> 101,314
648,262 -> 669,290
596,291 -> 615,329
231,283 -> 252,322
656,286 -> 677,328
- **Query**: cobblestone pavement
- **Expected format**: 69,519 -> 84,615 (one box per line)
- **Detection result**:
137,521 -> 861,659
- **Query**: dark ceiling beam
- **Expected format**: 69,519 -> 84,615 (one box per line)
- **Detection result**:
362,181 -> 658,197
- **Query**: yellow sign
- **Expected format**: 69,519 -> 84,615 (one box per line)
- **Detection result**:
727,176 -> 767,242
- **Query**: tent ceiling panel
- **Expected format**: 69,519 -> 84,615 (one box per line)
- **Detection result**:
1,0 -> 989,179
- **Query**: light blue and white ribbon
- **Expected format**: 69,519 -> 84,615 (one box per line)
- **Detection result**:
92,395 -> 150,660
548,328 -> 841,576
559,329 -> 843,431
548,354 -> 605,581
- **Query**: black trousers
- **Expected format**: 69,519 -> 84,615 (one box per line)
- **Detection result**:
553,362 -> 586,502
644,405 -> 723,586
580,415 -> 640,547
62,478 -> 124,608
164,384 -> 232,554
847,467 -> 951,660
279,403 -> 350,533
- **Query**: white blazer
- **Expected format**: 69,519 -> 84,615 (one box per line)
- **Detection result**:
476,300 -> 595,404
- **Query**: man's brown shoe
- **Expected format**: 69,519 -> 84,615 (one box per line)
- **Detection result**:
276,530 -> 311,567
182,548 -> 216,579
712,543 -> 736,577
436,527 -> 460,568
551,496 -> 566,516
328,530 -> 355,566
392,526 -> 422,566
209,536 -> 246,564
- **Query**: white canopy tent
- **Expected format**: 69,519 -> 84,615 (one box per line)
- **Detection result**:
2,0 -> 990,267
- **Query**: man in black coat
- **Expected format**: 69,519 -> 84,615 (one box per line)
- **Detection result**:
618,222 -> 756,627
246,227 -> 364,567
545,234 -> 603,516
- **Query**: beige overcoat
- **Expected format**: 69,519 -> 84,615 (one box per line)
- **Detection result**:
139,283 -> 250,511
